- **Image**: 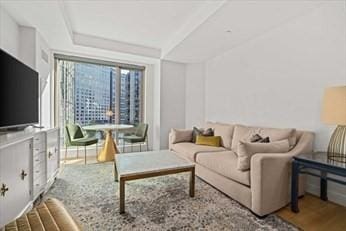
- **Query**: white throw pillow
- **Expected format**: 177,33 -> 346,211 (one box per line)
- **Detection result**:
237,139 -> 290,171
170,129 -> 193,144
231,125 -> 296,151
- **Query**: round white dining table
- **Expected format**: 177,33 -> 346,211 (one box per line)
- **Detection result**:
83,124 -> 133,162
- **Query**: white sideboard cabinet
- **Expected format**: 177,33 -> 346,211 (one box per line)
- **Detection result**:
46,128 -> 60,188
0,127 -> 60,228
0,138 -> 31,228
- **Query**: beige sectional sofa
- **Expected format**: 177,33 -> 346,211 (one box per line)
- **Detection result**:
169,122 -> 314,217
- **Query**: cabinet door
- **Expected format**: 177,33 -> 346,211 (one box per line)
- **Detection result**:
46,129 -> 59,181
0,146 -> 3,226
0,139 -> 31,227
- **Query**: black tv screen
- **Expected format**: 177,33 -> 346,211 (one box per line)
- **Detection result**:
0,49 -> 39,129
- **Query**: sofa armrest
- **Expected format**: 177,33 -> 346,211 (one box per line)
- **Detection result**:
168,131 -> 174,150
250,132 -> 314,216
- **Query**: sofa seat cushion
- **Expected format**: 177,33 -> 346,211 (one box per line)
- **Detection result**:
196,151 -> 250,186
170,142 -> 227,161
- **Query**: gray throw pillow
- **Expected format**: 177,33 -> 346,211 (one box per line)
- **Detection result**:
250,134 -> 270,143
192,127 -> 214,143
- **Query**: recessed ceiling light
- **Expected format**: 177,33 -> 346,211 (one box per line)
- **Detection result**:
226,30 -> 232,33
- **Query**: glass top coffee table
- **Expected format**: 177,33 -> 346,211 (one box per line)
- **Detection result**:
114,150 -> 195,213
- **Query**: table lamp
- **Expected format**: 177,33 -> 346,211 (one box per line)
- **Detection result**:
106,109 -> 114,123
322,86 -> 346,163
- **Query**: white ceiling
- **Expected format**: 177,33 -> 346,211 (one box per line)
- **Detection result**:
64,1 -> 205,49
164,0 -> 325,63
0,0 -> 330,63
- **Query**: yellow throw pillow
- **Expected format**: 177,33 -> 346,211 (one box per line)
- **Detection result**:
195,135 -> 221,147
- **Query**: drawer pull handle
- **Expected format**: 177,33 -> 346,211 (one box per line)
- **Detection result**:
21,170 -> 28,180
36,184 -> 40,187
0,183 -> 9,197
35,171 -> 40,173
35,159 -> 40,162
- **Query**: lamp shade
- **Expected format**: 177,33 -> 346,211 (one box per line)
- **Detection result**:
322,86 -> 346,125
106,110 -> 114,117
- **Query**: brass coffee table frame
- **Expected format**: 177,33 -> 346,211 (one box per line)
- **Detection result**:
114,162 -> 195,214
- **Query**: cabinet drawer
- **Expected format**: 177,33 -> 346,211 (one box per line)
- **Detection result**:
34,173 -> 45,184
33,142 -> 46,156
33,176 -> 46,196
33,133 -> 46,146
33,163 -> 45,180
33,152 -> 45,166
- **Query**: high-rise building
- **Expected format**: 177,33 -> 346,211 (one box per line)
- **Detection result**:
74,63 -> 116,126
119,70 -> 143,124
59,61 -> 143,128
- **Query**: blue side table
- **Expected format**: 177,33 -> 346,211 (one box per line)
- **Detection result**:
291,152 -> 346,213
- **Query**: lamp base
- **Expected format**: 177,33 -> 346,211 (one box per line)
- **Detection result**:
327,125 -> 346,163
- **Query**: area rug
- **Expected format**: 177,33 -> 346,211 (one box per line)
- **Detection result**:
46,163 -> 298,231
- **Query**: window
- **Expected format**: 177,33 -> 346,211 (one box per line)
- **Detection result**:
55,56 -> 145,145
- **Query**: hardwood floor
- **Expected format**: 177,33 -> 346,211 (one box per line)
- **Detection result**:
277,194 -> 346,231
62,155 -> 99,165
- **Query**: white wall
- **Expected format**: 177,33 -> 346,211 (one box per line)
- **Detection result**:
0,6 -> 53,128
205,3 -> 346,151
185,63 -> 205,128
36,32 -> 52,128
0,5 -> 20,58
160,60 -> 186,149
144,62 -> 161,151
202,3 -> 346,205
18,27 -> 36,69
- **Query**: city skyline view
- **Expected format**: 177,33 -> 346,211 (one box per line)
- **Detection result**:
58,60 -> 144,135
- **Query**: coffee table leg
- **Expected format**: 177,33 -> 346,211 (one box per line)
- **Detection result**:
190,168 -> 195,197
119,178 -> 125,213
114,161 -> 118,182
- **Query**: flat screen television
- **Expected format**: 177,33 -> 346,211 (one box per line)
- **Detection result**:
0,49 -> 39,129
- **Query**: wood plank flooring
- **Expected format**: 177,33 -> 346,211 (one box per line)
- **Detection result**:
277,194 -> 346,231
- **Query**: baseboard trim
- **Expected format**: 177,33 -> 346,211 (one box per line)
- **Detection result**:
305,182 -> 346,206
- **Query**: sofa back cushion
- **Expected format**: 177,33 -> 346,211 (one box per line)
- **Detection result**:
237,139 -> 290,171
205,122 -> 235,149
231,125 -> 297,151
170,128 -> 192,144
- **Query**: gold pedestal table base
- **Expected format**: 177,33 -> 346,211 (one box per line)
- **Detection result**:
82,124 -> 134,162
97,129 -> 119,162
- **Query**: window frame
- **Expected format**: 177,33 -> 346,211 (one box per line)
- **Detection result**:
53,54 -> 146,141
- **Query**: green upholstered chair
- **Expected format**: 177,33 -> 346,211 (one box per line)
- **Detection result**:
122,123 -> 149,152
65,124 -> 98,164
